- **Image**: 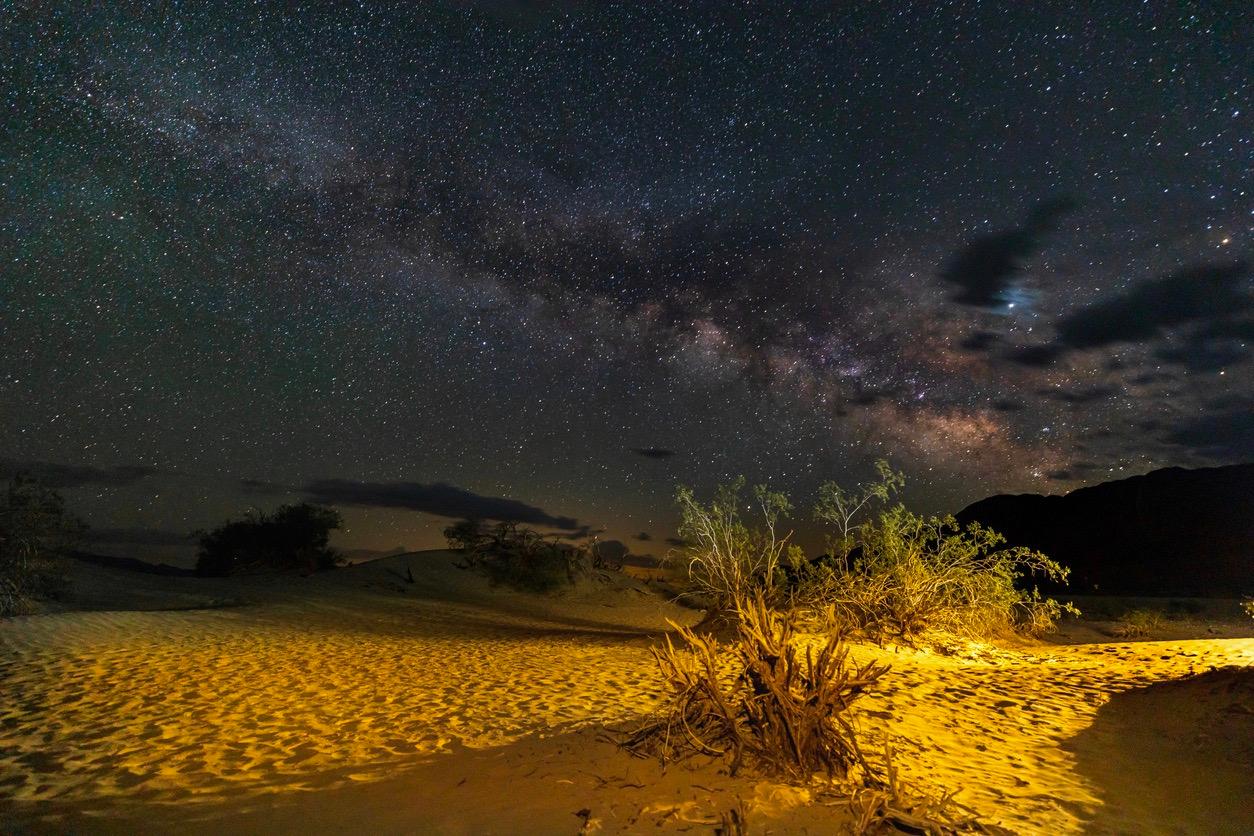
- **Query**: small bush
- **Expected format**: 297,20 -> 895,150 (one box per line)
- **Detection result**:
195,503 -> 343,576
0,474 -> 83,616
451,521 -> 605,593
1111,607 -> 1165,638
671,478 -> 801,608
1242,599 -> 1254,621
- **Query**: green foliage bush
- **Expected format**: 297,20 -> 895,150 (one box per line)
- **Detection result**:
672,462 -> 1077,639
195,503 -> 343,576
0,474 -> 83,616
672,477 -> 801,608
799,505 -> 1076,639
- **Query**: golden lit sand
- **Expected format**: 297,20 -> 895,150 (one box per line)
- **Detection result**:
1,552 -> 1251,834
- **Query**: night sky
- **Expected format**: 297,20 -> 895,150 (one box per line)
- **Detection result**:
4,3 -> 1251,562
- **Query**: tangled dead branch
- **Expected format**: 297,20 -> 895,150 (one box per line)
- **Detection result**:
623,595 -> 889,781
622,595 -> 1008,833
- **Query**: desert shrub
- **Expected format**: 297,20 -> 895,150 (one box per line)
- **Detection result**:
624,594 -> 889,781
0,474 -> 83,616
454,521 -> 602,593
195,503 -> 343,576
443,517 -> 489,551
1242,599 -> 1254,621
799,504 -> 1076,640
672,478 -> 802,608
1111,607 -> 1165,638
624,597 -> 995,833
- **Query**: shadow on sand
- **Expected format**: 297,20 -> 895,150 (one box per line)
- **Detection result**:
1065,666 -> 1254,834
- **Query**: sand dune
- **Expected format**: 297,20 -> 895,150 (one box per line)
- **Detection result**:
1,552 -> 1251,834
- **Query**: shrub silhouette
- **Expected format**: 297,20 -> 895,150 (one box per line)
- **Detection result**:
195,503 -> 343,576
450,520 -> 608,593
442,517 -> 489,551
0,474 -> 83,615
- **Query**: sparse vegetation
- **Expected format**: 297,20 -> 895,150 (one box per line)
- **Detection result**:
0,474 -> 83,616
672,463 -> 1076,640
802,462 -> 1075,640
813,460 -> 905,563
624,594 -> 889,781
671,478 -> 802,608
803,505 -> 1076,640
625,594 -> 1002,833
846,744 -> 1007,834
446,519 -> 611,593
195,503 -> 344,576
1112,607 -> 1166,638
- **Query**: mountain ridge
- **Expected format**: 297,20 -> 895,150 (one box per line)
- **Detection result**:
956,463 -> 1253,596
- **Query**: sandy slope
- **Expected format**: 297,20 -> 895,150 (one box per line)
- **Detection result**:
1,553 -> 1251,834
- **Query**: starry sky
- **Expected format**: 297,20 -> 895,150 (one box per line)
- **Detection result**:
3,2 -> 1251,563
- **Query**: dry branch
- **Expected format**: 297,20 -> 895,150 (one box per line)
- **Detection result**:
623,594 -> 889,782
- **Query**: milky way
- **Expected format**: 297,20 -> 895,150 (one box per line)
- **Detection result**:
3,3 -> 1251,557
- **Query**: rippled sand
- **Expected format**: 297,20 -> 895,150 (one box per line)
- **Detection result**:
1,553 -> 1251,834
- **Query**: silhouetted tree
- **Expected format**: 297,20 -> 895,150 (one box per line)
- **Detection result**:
443,517 -> 488,551
0,474 -> 84,615
195,503 -> 343,576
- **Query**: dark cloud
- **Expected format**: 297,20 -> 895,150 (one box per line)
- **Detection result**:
991,399 -> 1023,412
1129,370 -> 1177,386
635,531 -> 653,541
1012,261 -> 1252,367
300,478 -> 581,530
0,458 -> 157,489
1006,344 -> 1064,367
1057,262 -> 1250,348
958,331 -> 1001,352
593,539 -> 630,563
1154,340 -> 1248,373
664,537 -> 688,547
240,478 -> 293,493
631,447 -> 677,460
1044,384 -> 1120,405
940,198 -> 1076,308
1164,410 -> 1254,461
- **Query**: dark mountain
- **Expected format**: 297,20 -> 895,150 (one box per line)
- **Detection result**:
956,464 -> 1253,596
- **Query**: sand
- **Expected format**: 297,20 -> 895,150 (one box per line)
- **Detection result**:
1,552 -> 1251,834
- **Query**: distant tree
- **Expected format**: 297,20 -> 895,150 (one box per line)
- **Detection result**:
448,520 -> 617,593
443,517 -> 488,551
0,474 -> 85,615
195,503 -> 343,577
